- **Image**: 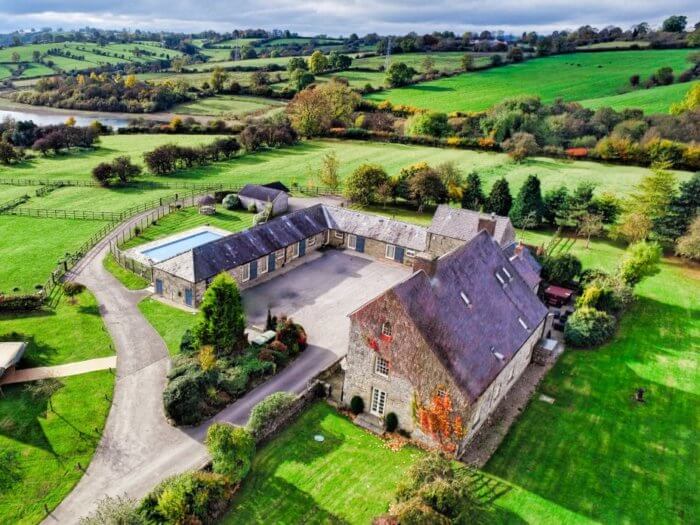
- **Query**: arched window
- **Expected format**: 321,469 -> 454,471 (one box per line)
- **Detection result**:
381,321 -> 392,337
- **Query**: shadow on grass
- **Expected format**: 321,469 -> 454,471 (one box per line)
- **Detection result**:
0,333 -> 57,369
483,294 -> 699,523
0,381 -> 60,456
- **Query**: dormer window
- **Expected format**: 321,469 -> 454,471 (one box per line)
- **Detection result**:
502,267 -> 513,280
495,271 -> 506,285
381,321 -> 392,337
460,291 -> 471,307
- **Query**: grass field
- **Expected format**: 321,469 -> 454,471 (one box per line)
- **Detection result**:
0,215 -> 110,294
577,41 -> 650,50
0,370 -> 114,524
580,81 -> 698,114
0,291 -> 116,366
367,50 -> 692,112
354,52 -> 496,72
224,402 -> 424,523
484,231 -> 700,524
138,297 -> 196,355
172,95 -> 285,117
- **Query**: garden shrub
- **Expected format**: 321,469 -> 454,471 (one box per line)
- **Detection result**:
275,317 -> 307,354
238,355 -> 274,378
0,293 -> 44,312
391,497 -> 451,525
350,395 -> 364,414
217,367 -> 249,397
78,495 -> 144,525
205,423 -> 255,484
247,391 -> 297,437
139,471 -> 233,524
540,253 -> 582,285
385,412 -> 399,432
62,281 -> 85,296
564,307 -> 616,347
162,368 -> 212,425
179,328 -> 196,355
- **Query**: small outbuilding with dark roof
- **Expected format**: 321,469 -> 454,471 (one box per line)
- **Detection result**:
238,184 -> 289,216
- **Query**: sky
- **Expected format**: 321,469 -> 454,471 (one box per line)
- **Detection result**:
0,1 -> 698,36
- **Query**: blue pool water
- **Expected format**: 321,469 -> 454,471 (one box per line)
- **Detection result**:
141,231 -> 223,262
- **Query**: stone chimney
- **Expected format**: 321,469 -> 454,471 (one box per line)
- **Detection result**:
413,251 -> 438,277
477,217 -> 497,237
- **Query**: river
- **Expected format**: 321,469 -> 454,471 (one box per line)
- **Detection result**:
0,109 -> 131,128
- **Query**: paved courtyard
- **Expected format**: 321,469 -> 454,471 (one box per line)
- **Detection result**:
243,249 -> 411,356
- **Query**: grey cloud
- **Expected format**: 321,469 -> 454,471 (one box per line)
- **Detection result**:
0,1 -> 698,34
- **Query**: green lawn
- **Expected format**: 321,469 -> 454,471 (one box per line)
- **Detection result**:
224,402 -> 424,524
138,297 -> 196,355
0,215 -> 110,294
580,81 -> 698,115
172,95 -> 284,117
3,137 -> 691,197
367,50 -> 692,112
353,51 -> 495,72
119,207 -> 255,249
0,290 -> 116,367
483,231 -> 700,524
0,370 -> 114,525
103,252 -> 150,290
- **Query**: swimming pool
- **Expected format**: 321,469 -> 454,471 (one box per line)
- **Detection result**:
141,230 -> 224,262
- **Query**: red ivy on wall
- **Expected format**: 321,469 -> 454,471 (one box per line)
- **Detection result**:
417,393 -> 465,453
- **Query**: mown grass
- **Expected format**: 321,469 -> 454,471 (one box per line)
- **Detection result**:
0,215 -> 110,294
580,81 -> 698,114
483,230 -> 700,524
172,95 -> 284,117
138,297 -> 196,356
0,370 -> 115,525
0,290 -> 116,366
102,252 -> 150,290
224,402 -> 424,524
367,50 -> 692,112
119,207 -> 255,249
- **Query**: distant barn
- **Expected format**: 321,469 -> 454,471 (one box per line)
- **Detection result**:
237,184 -> 289,216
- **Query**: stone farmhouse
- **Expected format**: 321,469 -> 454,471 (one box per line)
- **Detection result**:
341,231 -> 548,453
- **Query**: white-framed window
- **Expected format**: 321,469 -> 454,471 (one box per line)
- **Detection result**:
381,321 -> 392,337
370,387 -> 387,416
502,267 -> 513,280
347,234 -> 357,250
291,242 -> 300,259
307,236 -> 316,247
437,387 -> 447,399
276,249 -> 285,259
241,263 -> 250,282
385,244 -> 396,260
334,231 -> 344,239
258,256 -> 268,275
374,356 -> 389,377
406,249 -> 416,258
495,271 -> 506,285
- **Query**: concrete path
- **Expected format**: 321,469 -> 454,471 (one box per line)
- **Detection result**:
46,200 -> 406,523
0,356 -> 117,385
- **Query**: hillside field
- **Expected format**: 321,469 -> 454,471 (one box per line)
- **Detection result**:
367,50 -> 692,112
580,81 -> 698,114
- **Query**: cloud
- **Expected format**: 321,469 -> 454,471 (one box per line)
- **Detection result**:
0,1 -> 698,35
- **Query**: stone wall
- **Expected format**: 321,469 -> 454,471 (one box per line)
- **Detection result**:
330,230 -> 415,267
427,233 -> 465,257
152,269 -> 195,306
342,292 -> 471,439
462,318 -> 546,442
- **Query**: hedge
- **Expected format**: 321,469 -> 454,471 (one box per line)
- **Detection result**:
246,392 -> 297,438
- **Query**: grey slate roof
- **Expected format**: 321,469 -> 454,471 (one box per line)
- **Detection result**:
156,204 -> 329,282
428,205 -> 515,247
323,206 -> 428,252
389,231 -> 548,402
238,184 -> 285,202
503,242 -> 542,290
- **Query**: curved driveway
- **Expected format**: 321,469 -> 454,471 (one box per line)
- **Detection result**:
47,199 -> 406,523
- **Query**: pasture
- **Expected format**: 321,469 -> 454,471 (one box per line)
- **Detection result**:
354,51 -> 495,72
367,50 -> 692,112
172,95 -> 285,117
580,81 -> 698,114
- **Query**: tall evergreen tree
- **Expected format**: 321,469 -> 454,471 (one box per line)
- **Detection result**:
653,172 -> 700,242
485,177 -> 513,216
194,273 -> 247,356
510,175 -> 545,228
461,171 -> 486,210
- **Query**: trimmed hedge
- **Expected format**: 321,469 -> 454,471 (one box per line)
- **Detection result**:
564,307 -> 617,347
246,392 -> 297,438
206,423 -> 256,485
0,293 -> 44,313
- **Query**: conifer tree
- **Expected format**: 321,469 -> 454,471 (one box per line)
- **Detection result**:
509,175 -> 545,228
485,177 -> 513,216
460,171 -> 486,211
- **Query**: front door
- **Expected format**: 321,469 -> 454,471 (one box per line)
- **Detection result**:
155,279 -> 163,294
184,289 -> 193,306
